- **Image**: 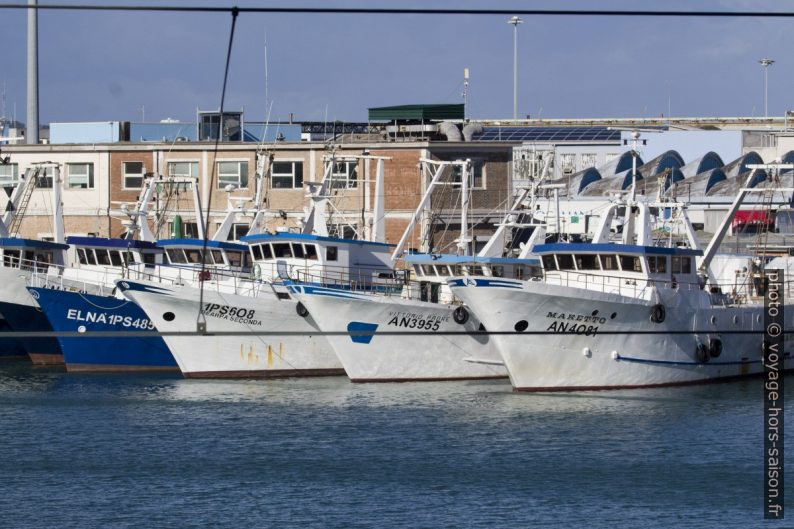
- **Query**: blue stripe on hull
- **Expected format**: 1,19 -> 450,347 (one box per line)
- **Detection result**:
28,288 -> 177,371
0,300 -> 62,359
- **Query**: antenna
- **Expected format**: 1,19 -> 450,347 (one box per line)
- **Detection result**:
462,67 -> 470,118
264,32 -> 269,112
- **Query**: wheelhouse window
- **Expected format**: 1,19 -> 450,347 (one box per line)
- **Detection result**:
575,254 -> 600,270
109,251 -> 123,267
329,161 -> 358,189
556,254 -> 575,270
304,244 -> 318,260
217,161 -> 249,189
648,255 -> 667,274
0,163 -> 19,186
67,163 -> 94,189
271,161 -> 304,189
291,243 -> 305,259
326,246 -> 338,261
671,256 -> 692,274
210,250 -> 225,265
77,248 -> 88,264
250,244 -> 263,260
123,161 -> 145,189
491,265 -> 504,277
227,251 -> 245,268
3,249 -> 20,267
421,265 -> 435,276
515,265 -> 525,280
96,250 -> 111,266
272,243 -> 293,258
166,248 -> 187,264
619,254 -> 642,273
184,249 -> 203,264
541,255 -> 557,270
600,254 -> 619,271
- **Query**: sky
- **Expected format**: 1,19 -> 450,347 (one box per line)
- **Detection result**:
0,0 -> 793,124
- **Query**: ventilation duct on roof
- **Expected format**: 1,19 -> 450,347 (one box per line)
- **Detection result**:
462,123 -> 483,141
437,121 -> 462,142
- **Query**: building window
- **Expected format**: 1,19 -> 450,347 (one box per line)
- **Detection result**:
329,161 -> 358,189
560,153 -> 576,174
271,161 -> 304,189
67,163 -> 94,189
168,161 -> 199,179
168,221 -> 199,238
123,161 -> 145,189
226,223 -> 249,241
217,161 -> 248,189
581,153 -> 597,169
451,159 -> 486,190
0,163 -> 19,187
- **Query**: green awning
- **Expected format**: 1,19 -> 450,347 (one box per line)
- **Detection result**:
368,104 -> 464,122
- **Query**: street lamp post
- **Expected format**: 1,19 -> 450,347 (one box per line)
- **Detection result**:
759,58 -> 775,118
508,16 -> 523,120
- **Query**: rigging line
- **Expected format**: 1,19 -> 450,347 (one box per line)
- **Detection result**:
197,6 -> 238,330
3,4 -> 794,18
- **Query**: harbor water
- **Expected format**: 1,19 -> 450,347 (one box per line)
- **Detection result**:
0,360 -> 791,528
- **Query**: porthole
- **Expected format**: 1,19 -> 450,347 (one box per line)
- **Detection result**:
610,312 -> 617,319
514,320 -> 528,332
710,316 -> 717,325
163,312 -> 175,322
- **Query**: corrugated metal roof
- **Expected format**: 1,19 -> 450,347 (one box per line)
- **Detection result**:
368,104 -> 465,121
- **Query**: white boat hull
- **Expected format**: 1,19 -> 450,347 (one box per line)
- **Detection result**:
288,284 -> 507,382
117,280 -> 344,378
450,277 -> 793,391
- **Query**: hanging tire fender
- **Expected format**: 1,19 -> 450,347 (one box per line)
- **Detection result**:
650,303 -> 666,324
708,338 -> 722,358
296,302 -> 309,318
453,306 -> 469,325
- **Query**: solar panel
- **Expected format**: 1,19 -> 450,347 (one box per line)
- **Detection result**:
471,126 -> 621,142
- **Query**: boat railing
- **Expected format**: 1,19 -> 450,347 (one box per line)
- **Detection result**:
538,268 -> 794,305
292,265 -> 406,294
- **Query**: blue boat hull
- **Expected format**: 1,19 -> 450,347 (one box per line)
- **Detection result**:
0,300 -> 63,364
0,314 -> 30,359
27,287 -> 178,372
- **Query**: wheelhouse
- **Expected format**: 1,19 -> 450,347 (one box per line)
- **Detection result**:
405,254 -> 542,283
0,238 -> 68,271
68,237 -> 161,269
534,242 -> 702,289
242,232 -> 394,285
157,239 -> 250,271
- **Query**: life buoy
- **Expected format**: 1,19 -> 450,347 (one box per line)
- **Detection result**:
650,304 -> 666,324
252,263 -> 262,281
453,306 -> 469,325
296,302 -> 309,318
198,269 -> 211,281
696,343 -> 709,363
708,338 -> 722,358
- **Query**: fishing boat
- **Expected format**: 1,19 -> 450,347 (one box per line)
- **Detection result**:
449,165 -> 794,391
286,159 -> 543,381
116,153 -> 394,378
26,173 -> 259,372
0,163 -> 68,364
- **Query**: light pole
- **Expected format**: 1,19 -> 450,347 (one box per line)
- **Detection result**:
759,58 -> 775,118
508,16 -> 523,120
